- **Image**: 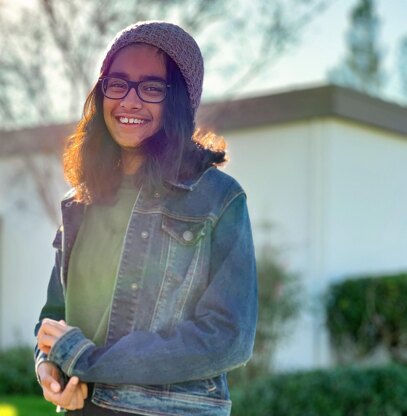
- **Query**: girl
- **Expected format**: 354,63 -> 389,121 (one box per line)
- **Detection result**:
35,20 -> 257,416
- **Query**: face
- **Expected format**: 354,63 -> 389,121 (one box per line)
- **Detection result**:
103,44 -> 166,154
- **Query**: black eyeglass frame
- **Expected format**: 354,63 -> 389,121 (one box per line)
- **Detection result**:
99,76 -> 171,103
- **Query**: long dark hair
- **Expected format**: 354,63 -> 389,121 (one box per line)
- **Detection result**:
64,47 -> 226,204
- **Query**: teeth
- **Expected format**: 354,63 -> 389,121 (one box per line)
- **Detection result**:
119,117 -> 146,124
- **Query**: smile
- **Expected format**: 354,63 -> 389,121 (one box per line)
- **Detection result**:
118,117 -> 147,125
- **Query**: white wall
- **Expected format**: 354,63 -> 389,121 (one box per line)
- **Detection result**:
222,119 -> 324,370
325,120 -> 407,279
222,121 -> 311,272
222,117 -> 407,371
0,154 -> 67,348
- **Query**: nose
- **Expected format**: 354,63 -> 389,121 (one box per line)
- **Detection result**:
120,86 -> 142,109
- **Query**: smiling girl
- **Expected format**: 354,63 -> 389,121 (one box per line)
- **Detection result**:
35,21 -> 257,416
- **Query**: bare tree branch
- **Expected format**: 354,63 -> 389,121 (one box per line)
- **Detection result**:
0,0 -> 334,130
22,152 -> 61,227
0,0 -> 334,224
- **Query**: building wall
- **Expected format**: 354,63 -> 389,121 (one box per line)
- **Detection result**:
221,120 -> 312,270
325,120 -> 407,279
0,154 -> 67,348
221,119 -> 326,370
222,118 -> 407,371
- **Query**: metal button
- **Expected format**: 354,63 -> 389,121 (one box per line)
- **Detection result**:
131,283 -> 138,290
141,231 -> 149,240
154,192 -> 160,199
182,230 -> 194,242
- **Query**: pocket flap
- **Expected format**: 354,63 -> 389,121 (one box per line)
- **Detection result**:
162,216 -> 206,246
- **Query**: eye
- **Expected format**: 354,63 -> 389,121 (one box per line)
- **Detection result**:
107,78 -> 127,90
140,81 -> 166,95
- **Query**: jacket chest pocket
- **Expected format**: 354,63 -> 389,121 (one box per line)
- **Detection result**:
148,216 -> 209,333
161,216 -> 208,282
162,216 -> 207,246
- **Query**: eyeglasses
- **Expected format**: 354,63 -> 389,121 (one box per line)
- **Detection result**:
99,76 -> 170,103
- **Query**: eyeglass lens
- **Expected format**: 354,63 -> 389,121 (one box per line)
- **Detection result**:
102,77 -> 167,102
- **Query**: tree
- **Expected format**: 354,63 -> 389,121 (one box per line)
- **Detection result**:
0,0 -> 333,130
328,0 -> 385,96
0,0 -> 333,227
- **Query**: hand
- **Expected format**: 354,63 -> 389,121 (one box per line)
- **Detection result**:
38,361 -> 88,410
37,319 -> 73,354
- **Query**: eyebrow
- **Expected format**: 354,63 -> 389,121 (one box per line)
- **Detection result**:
107,72 -> 167,82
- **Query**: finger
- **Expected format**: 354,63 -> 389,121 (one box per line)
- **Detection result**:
38,345 -> 51,354
44,383 -> 81,409
67,389 -> 85,410
50,379 -> 62,393
38,319 -> 59,337
41,373 -> 62,393
38,336 -> 55,349
80,382 -> 88,399
43,385 -> 63,404
41,318 -> 67,330
59,376 -> 80,405
43,388 -> 60,404
39,322 -> 66,337
38,333 -> 57,347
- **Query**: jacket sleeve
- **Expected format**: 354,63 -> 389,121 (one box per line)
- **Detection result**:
34,229 -> 66,372
47,193 -> 258,385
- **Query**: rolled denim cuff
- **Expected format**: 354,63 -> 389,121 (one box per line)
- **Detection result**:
48,327 -> 94,376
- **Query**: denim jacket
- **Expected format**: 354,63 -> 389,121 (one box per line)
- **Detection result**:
35,167 -> 258,416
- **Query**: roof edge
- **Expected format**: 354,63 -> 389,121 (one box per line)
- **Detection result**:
197,84 -> 407,135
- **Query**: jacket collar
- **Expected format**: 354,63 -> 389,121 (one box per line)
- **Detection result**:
165,167 -> 214,191
61,167 -> 215,202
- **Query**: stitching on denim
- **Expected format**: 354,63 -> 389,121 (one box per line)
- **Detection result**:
213,191 -> 246,229
93,384 -> 232,405
135,207 -> 217,225
172,239 -> 202,326
148,236 -> 173,332
67,340 -> 93,375
104,186 -> 143,343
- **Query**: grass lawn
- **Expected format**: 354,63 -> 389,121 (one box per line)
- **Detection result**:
0,396 -> 55,416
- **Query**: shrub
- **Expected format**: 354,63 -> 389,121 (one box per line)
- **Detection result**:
231,364 -> 407,416
325,272 -> 407,363
228,253 -> 301,386
0,346 -> 42,395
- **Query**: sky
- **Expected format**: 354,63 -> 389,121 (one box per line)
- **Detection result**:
2,0 -> 407,109
206,0 -> 407,105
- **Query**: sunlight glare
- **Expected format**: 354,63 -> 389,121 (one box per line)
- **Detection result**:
0,404 -> 18,416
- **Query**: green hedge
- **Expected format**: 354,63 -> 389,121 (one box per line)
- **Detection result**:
229,254 -> 300,386
231,364 -> 407,416
0,346 -> 41,395
325,272 -> 407,360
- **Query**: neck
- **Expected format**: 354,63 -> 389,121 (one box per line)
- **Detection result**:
121,149 -> 145,175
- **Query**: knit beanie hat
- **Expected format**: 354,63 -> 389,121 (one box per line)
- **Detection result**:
100,21 -> 204,111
